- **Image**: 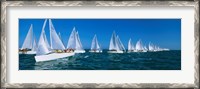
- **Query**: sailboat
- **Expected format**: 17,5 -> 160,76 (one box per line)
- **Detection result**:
148,42 -> 155,52
89,35 -> 102,53
19,24 -> 37,54
34,19 -> 74,62
66,27 -> 85,53
108,31 -> 125,53
135,39 -> 147,52
127,38 -> 137,53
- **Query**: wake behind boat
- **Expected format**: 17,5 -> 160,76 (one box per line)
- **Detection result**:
19,24 -> 37,54
108,31 -> 125,53
34,19 -> 75,62
89,35 -> 102,53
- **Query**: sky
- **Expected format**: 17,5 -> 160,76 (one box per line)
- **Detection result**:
19,19 -> 181,50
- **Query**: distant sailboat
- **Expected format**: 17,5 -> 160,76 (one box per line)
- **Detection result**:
20,24 -> 37,54
148,42 -> 170,52
108,31 -> 125,53
116,35 -> 126,52
127,38 -> 136,53
135,39 -> 147,52
66,27 -> 85,53
34,19 -> 74,62
89,35 -> 102,53
148,42 -> 154,51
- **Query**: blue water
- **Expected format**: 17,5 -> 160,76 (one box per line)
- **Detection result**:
19,50 -> 181,70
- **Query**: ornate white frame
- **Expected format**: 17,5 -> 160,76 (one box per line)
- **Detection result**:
1,1 -> 199,89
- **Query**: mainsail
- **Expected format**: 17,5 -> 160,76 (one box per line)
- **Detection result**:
128,38 -> 132,51
67,27 -> 84,50
76,31 -> 83,50
128,38 -> 135,51
109,31 -> 125,51
91,35 -> 100,50
109,31 -> 119,50
116,35 -> 125,51
49,19 -> 65,50
136,39 -> 143,50
148,42 -> 154,51
21,24 -> 33,49
36,19 -> 51,55
41,19 -> 51,50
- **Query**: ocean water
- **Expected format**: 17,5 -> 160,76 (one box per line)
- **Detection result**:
19,50 -> 181,70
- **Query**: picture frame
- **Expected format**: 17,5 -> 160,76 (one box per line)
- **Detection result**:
1,0 -> 199,89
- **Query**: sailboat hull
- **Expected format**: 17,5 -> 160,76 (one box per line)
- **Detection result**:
35,52 -> 75,62
74,50 -> 85,53
19,51 -> 36,54
107,50 -> 124,53
89,50 -> 102,53
135,50 -> 148,52
127,50 -> 137,53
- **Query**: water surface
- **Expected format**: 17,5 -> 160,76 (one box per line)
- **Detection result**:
19,50 -> 181,70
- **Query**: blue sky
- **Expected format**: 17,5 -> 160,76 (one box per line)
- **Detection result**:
19,19 -> 181,50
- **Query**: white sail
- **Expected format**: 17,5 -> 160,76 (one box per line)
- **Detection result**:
67,27 -> 84,51
91,35 -> 100,50
21,24 -> 33,49
76,31 -> 83,50
67,27 -> 76,49
36,19 -> 50,55
155,46 -> 158,51
109,31 -> 118,50
49,19 -> 65,50
128,38 -> 132,51
41,19 -> 51,50
149,43 -> 154,51
31,37 -> 37,51
116,36 -> 125,51
136,39 -> 143,50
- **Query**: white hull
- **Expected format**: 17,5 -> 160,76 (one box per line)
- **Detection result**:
74,50 -> 85,53
107,50 -> 124,53
35,52 -> 75,62
19,51 -> 36,54
127,50 -> 137,53
89,50 -> 102,53
135,50 -> 148,52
